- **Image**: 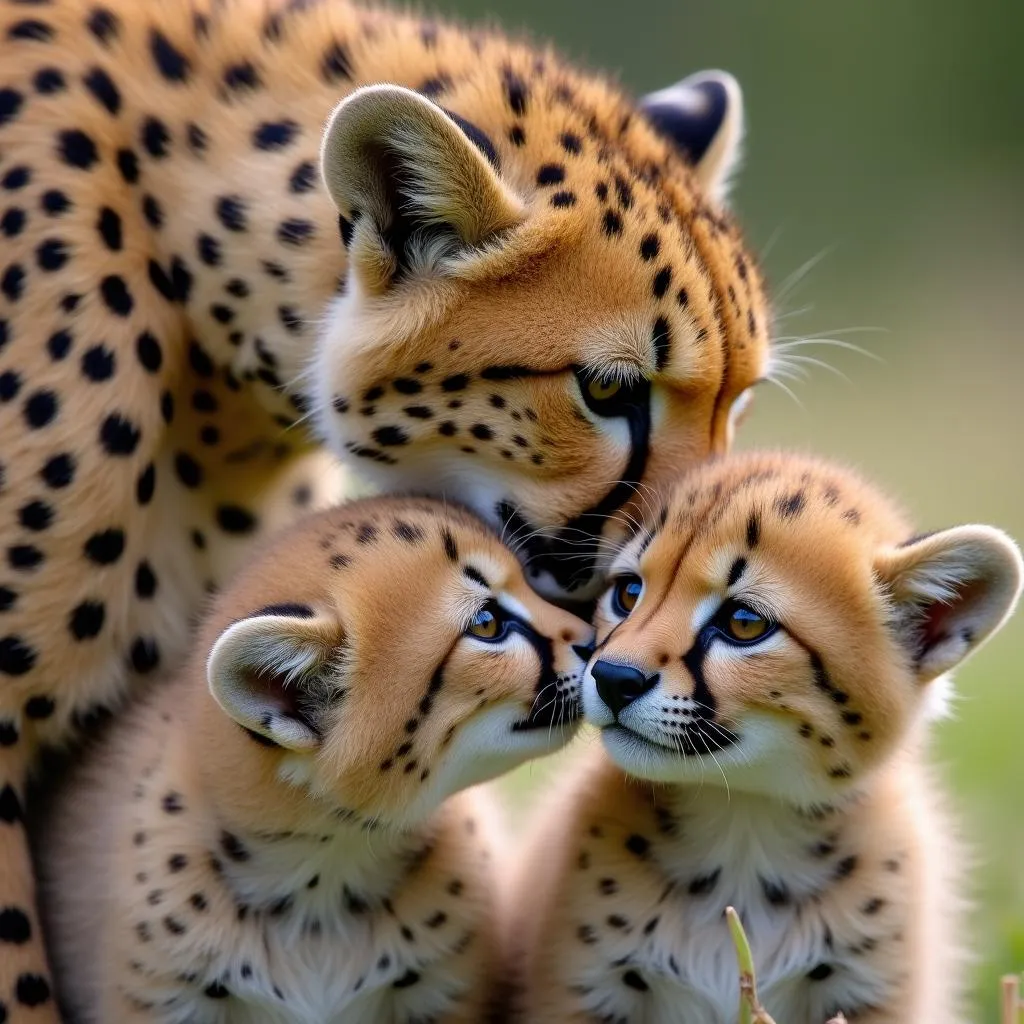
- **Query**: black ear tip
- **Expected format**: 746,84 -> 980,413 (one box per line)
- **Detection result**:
639,71 -> 738,164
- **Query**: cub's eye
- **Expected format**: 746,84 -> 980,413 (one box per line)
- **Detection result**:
467,601 -> 507,642
721,602 -> 774,644
586,376 -> 622,402
610,574 -> 643,617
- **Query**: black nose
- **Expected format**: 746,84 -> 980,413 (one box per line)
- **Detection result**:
591,660 -> 658,718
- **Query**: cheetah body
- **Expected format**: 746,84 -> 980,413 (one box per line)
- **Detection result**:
510,452 -> 1023,1023
0,0 -> 768,1013
38,496 -> 591,1022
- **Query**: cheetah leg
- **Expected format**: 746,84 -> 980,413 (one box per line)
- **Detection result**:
0,745 -> 60,1023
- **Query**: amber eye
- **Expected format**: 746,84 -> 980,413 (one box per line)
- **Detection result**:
467,601 -> 507,642
723,604 -> 772,644
586,376 -> 622,403
610,574 -> 643,617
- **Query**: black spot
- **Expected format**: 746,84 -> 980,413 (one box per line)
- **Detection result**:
40,452 -> 74,488
278,218 -> 314,246
57,129 -> 98,169
373,425 -> 409,447
135,561 -> 157,598
84,528 -> 124,565
640,233 -> 660,261
835,855 -> 858,879
502,68 -> 528,115
140,116 -> 171,159
442,529 -> 458,562
321,40 -> 352,82
560,131 -> 583,154
0,88 -> 23,128
761,878 -> 790,906
220,831 -> 249,862
253,120 -> 299,150
216,196 -> 247,232
150,28 -> 190,83
135,331 -> 162,373
602,209 -> 623,236
746,512 -> 760,549
24,390 -> 58,428
187,122 -> 207,153
776,491 -> 806,519
1,209 -> 25,238
508,124 -> 526,146
36,237 -> 70,271
0,719 -> 18,745
2,166 -> 30,190
136,462 -> 156,505
7,545 -> 43,571
83,66 -> 120,115
470,424 -> 493,441
100,274 -> 133,316
81,344 -> 116,382
142,194 -> 163,228
162,792 -> 184,813
174,452 -> 203,489
216,505 -> 257,534
0,371 -> 20,401
536,164 -> 565,186
807,963 -> 834,982
223,61 -> 261,91
625,834 -> 650,858
14,973 -> 50,1007
0,783 -> 24,822
688,868 -> 721,895
551,190 -> 576,207
41,189 -> 71,216
0,907 -> 30,945
24,695 -> 54,719
8,19 -> 53,42
623,970 -> 648,992
33,67 -> 64,94
96,410 -> 140,458
19,500 -> 53,531
1,265 -> 25,302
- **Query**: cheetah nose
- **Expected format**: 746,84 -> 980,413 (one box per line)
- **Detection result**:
591,660 -> 659,718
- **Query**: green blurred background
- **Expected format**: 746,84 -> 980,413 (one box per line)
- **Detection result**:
427,0 -> 1024,1017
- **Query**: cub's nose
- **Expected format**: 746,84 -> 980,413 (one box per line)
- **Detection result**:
591,660 -> 658,718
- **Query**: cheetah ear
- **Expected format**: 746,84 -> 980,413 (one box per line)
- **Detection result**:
875,526 -> 1023,682
639,70 -> 744,202
207,609 -> 346,751
320,84 -> 525,294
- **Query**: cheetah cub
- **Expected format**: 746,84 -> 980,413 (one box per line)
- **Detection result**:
509,451 -> 1022,1024
37,497 -> 591,1024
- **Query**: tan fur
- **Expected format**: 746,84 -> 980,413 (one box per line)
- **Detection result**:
37,496 -> 591,1022
509,452 -> 1022,1023
0,0 -> 771,1014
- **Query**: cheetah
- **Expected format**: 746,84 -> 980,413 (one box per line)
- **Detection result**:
0,0 -> 771,1012
507,451 -> 1022,1023
35,495 -> 592,1022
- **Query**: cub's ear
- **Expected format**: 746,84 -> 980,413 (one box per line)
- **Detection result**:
320,84 -> 525,293
875,526 -> 1023,682
207,607 -> 346,751
639,70 -> 744,202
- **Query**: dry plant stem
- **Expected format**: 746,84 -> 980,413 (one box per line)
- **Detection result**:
1002,974 -> 1022,1024
726,906 -> 778,1024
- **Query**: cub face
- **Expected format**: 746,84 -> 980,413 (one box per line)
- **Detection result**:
312,74 -> 769,601
582,452 -> 1022,807
205,498 -> 593,827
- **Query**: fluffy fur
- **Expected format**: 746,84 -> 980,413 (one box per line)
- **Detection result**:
508,451 -> 1022,1023
37,496 -> 591,1022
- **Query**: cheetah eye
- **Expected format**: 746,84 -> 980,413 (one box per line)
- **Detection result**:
575,368 -> 647,417
716,601 -> 774,645
610,574 -> 643,617
586,376 -> 622,402
466,601 -> 509,642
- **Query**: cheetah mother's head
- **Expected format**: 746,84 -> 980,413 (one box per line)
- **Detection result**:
312,71 -> 770,603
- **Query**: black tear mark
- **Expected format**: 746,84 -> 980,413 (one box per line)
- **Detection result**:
463,565 -> 488,588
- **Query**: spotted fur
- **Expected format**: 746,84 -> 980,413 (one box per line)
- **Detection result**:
37,496 -> 591,1022
508,451 -> 1022,1023
0,0 -> 773,1014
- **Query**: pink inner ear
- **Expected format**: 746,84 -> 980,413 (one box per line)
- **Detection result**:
918,579 -> 985,656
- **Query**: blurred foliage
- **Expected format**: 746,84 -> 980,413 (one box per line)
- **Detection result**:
424,0 -> 1024,1018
